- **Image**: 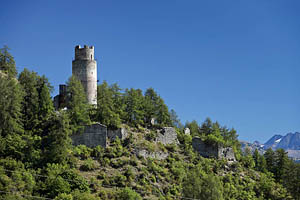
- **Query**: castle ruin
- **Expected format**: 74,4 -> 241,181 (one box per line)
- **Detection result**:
54,45 -> 97,109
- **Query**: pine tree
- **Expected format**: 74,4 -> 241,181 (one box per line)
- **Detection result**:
0,63 -> 23,137
41,112 -> 72,164
274,148 -> 289,182
156,97 -> 171,127
123,88 -> 145,127
66,75 -> 91,133
18,68 -> 40,134
264,148 -> 276,174
95,81 -> 121,128
170,109 -> 183,129
144,88 -> 159,125
0,46 -> 17,77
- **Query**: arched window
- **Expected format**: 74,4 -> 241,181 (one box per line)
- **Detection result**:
91,55 -> 93,60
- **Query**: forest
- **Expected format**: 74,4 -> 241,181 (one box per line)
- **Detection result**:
0,46 -> 300,199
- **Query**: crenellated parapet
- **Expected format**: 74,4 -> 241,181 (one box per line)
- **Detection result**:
74,45 -> 95,61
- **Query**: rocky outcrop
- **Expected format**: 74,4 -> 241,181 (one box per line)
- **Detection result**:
136,149 -> 169,160
192,137 -> 236,161
184,128 -> 190,135
156,127 -> 178,145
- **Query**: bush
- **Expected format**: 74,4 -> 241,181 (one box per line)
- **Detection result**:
54,193 -> 73,200
80,158 -> 97,171
91,145 -> 104,159
73,145 -> 92,159
117,187 -> 142,200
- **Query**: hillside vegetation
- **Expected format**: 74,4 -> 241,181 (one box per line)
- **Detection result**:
0,46 -> 300,200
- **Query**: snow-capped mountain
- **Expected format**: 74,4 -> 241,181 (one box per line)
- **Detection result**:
264,132 -> 300,150
240,132 -> 300,160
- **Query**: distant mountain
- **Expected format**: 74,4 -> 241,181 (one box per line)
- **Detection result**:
264,132 -> 300,150
240,132 -> 300,160
240,140 -> 265,154
264,134 -> 283,150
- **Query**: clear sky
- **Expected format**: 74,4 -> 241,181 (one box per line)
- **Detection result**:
1,0 -> 299,143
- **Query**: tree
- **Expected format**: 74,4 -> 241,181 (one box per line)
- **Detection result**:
282,161 -> 300,200
144,88 -> 171,127
185,120 -> 200,136
0,46 -> 17,77
37,75 -> 54,121
199,118 -> 213,136
144,88 -> 159,125
182,165 -> 224,200
94,81 -> 121,128
66,75 -> 91,132
0,75 -> 23,136
123,88 -> 145,127
19,69 -> 54,136
264,148 -> 275,174
18,69 -> 41,134
156,97 -> 171,127
170,109 -> 183,129
253,149 -> 267,172
274,148 -> 289,182
41,112 -> 72,164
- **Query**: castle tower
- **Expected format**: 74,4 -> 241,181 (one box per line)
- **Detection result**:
72,45 -> 97,105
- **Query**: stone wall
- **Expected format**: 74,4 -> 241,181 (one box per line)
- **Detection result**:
218,147 -> 236,162
156,127 -> 178,145
71,123 -> 107,148
71,124 -> 130,148
192,137 -> 236,161
192,137 -> 219,158
107,128 -> 128,141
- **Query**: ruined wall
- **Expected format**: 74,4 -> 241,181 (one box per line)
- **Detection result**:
107,128 -> 128,141
192,137 -> 219,158
71,124 -> 130,147
218,147 -> 236,162
192,137 -> 236,161
156,127 -> 178,145
71,123 -> 107,148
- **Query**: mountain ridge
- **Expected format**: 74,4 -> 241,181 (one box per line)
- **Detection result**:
241,132 -> 300,160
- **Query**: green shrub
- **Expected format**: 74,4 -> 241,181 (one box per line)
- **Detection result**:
54,193 -> 73,200
80,158 -> 97,171
73,145 -> 92,159
117,187 -> 142,200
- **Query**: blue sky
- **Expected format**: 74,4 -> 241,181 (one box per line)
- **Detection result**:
1,0 -> 299,142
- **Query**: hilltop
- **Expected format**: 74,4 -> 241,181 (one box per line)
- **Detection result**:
0,46 -> 300,199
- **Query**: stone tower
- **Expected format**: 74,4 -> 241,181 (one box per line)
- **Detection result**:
72,45 -> 97,105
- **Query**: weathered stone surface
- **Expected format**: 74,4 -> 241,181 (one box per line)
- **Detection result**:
107,128 -> 128,141
219,147 -> 236,162
136,149 -> 169,160
72,45 -> 97,105
156,127 -> 178,145
184,128 -> 190,135
71,123 -> 107,148
192,137 -> 236,161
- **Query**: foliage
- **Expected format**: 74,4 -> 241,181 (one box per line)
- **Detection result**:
0,69 -> 23,136
117,187 -> 142,200
80,158 -> 97,171
66,75 -> 91,132
0,46 -> 17,77
93,81 -> 122,128
182,164 -> 224,200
